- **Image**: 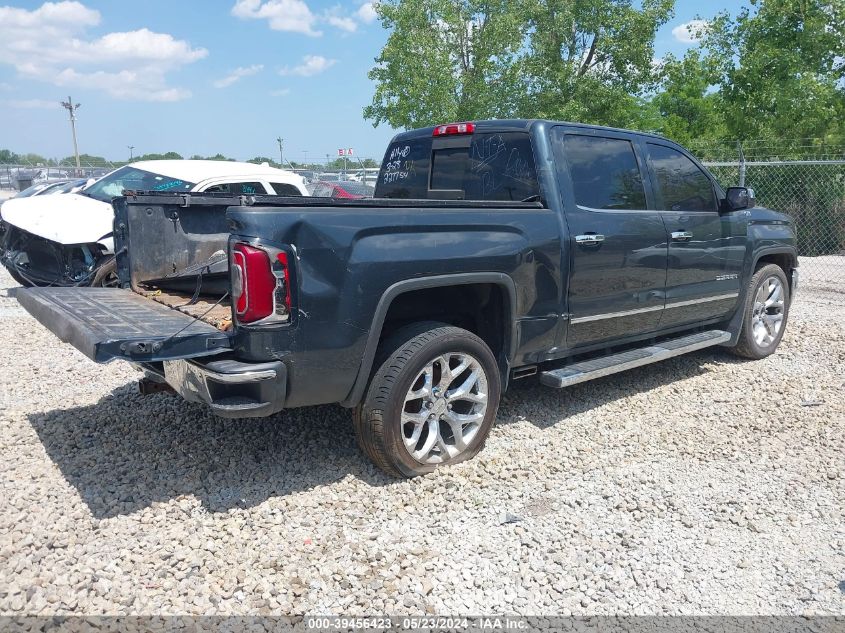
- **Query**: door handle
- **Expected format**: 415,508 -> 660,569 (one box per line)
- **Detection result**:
575,234 -> 605,245
671,231 -> 693,242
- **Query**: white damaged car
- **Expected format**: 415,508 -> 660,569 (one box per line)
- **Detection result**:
0,160 -> 308,286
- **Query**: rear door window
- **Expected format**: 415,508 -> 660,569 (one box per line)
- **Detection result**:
203,181 -> 268,195
560,134 -> 647,210
269,182 -> 302,196
647,144 -> 718,212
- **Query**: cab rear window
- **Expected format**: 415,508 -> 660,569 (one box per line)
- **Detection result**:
376,131 -> 539,201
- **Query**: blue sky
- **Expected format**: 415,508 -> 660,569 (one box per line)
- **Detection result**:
0,0 -> 748,163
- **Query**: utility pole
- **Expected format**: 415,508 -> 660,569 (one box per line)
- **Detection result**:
302,150 -> 308,167
276,137 -> 284,166
128,145 -> 134,161
60,96 -> 81,174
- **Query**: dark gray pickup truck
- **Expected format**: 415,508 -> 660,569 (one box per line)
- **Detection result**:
15,120 -> 798,477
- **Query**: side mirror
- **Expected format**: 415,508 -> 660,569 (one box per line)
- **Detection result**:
724,186 -> 755,211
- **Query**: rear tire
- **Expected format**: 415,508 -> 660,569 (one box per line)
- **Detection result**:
353,323 -> 501,478
731,264 -> 790,359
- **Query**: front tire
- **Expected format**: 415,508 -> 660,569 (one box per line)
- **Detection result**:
732,264 -> 790,359
354,323 -> 501,478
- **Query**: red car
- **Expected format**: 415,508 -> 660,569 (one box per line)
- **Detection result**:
311,180 -> 374,199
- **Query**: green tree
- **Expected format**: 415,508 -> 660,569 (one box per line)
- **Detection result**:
0,149 -> 20,164
703,0 -> 845,147
650,50 -> 727,149
135,151 -> 184,161
59,153 -> 109,166
365,0 -> 673,130
247,156 -> 281,167
20,153 -> 50,166
520,0 -> 674,126
364,0 -> 530,128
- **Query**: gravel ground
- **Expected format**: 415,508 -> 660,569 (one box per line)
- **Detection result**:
0,258 -> 843,616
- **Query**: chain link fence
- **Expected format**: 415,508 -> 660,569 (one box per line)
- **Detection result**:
693,141 -> 845,297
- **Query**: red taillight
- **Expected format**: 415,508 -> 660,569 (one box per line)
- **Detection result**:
433,122 -> 475,137
232,243 -> 290,324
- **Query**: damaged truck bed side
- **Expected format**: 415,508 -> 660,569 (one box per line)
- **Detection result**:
14,119 -> 798,477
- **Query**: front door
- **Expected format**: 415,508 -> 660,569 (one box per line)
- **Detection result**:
552,128 -> 668,348
643,142 -> 746,327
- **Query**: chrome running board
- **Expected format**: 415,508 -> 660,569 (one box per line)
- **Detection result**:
539,330 -> 730,389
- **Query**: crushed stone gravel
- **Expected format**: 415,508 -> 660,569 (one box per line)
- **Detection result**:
0,259 -> 843,616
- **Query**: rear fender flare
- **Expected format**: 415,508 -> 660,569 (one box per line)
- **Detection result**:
340,272 -> 518,407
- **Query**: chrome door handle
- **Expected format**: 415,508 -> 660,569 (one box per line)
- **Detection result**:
671,231 -> 693,242
575,234 -> 605,245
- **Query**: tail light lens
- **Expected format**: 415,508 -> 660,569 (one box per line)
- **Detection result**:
231,243 -> 291,324
433,122 -> 475,137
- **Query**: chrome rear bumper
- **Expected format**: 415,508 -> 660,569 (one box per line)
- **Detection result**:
162,358 -> 287,418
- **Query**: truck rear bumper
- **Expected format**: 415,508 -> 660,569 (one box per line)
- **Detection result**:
162,358 -> 287,418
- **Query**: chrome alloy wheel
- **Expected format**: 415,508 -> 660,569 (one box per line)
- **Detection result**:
751,275 -> 786,347
401,352 -> 489,464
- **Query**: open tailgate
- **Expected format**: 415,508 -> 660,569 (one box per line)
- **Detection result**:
16,287 -> 231,363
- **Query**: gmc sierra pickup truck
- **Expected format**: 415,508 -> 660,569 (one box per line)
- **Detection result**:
14,120 -> 798,477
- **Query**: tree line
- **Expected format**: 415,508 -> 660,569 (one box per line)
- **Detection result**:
364,0 -> 845,156
0,149 -> 380,170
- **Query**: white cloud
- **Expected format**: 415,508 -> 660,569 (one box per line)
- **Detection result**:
270,88 -> 291,96
231,0 -> 321,36
279,55 -> 336,77
672,19 -> 709,44
213,64 -> 264,88
356,2 -> 377,23
324,12 -> 357,32
0,1 -> 207,101
3,98 -> 57,109
231,0 -> 378,36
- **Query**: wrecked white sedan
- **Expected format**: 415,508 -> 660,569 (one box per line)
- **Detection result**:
0,160 -> 308,286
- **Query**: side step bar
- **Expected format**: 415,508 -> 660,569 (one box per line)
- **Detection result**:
539,330 -> 730,389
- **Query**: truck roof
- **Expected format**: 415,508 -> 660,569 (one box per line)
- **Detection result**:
388,119 -> 670,143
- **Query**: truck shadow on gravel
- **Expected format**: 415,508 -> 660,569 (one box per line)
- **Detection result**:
26,349 -> 739,518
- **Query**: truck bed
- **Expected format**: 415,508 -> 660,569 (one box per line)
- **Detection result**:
142,289 -> 232,331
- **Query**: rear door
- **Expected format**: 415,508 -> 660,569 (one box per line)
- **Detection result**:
643,141 -> 745,327
552,127 -> 668,348
16,287 -> 230,363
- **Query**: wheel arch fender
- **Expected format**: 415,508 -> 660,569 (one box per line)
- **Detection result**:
340,272 -> 519,407
724,246 -> 797,346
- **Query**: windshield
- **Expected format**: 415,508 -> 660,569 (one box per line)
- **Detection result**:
14,182 -> 53,198
46,179 -> 87,194
83,166 -> 195,202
